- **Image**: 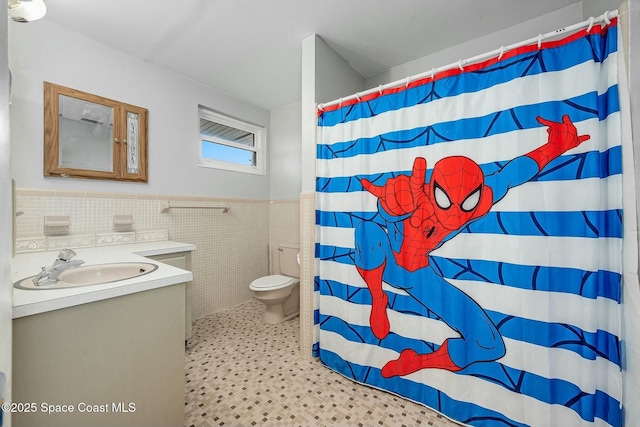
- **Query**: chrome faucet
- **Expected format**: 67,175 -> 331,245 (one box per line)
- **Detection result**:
32,249 -> 85,286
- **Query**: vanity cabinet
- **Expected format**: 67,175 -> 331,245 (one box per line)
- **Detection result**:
12,283 -> 185,427
147,251 -> 193,340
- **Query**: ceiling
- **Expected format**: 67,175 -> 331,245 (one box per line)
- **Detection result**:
42,0 -> 582,111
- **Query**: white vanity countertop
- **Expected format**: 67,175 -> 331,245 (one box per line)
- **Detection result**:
12,241 -> 196,319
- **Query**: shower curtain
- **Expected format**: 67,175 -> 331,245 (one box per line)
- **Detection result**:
315,17 -> 634,427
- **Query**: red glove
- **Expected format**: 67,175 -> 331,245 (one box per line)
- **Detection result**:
527,115 -> 591,170
361,157 -> 430,219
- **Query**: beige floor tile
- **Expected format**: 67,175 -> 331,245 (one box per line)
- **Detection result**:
185,300 -> 462,427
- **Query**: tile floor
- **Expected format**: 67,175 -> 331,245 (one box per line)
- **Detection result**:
184,300 -> 462,427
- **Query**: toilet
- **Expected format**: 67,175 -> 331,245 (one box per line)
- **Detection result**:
250,244 -> 300,324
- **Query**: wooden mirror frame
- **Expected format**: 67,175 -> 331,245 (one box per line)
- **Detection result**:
43,82 -> 148,182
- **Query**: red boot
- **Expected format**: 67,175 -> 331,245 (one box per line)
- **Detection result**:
356,262 -> 389,339
381,339 -> 462,378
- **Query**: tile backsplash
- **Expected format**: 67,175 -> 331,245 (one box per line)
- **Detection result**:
14,188 -> 300,320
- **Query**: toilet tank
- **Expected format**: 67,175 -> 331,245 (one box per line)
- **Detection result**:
278,244 -> 300,278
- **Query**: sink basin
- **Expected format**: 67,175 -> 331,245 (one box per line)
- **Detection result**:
14,262 -> 158,290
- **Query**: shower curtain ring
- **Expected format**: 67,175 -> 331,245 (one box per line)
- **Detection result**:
356,93 -> 361,101
498,46 -> 504,60
537,34 -> 542,49
586,17 -> 594,33
458,60 -> 465,71
603,10 -> 611,25
405,77 -> 410,88
339,97 -> 343,107
378,85 -> 383,95
431,68 -> 436,80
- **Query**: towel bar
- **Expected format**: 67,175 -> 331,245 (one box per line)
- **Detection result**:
159,200 -> 230,213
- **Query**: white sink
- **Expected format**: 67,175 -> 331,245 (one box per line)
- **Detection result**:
14,262 -> 158,290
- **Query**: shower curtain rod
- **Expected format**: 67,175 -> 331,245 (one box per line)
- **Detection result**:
318,10 -> 618,111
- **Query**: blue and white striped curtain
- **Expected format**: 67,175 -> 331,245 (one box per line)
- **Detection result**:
315,17 -> 635,427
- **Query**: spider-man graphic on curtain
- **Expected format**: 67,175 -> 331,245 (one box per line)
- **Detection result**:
355,116 -> 589,376
315,16 -> 629,427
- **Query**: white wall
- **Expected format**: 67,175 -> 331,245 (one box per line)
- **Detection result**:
0,10 -> 12,425
9,20 -> 271,200
582,0 -> 623,19
314,36 -> 365,107
270,101 -> 301,200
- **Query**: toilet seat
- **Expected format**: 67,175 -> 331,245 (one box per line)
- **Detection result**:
250,274 -> 295,291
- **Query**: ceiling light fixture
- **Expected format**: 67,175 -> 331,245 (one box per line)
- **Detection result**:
8,0 -> 46,23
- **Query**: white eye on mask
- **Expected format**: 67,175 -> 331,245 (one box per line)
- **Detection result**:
461,186 -> 482,212
434,182 -> 452,210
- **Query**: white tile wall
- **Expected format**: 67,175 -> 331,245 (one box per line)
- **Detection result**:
299,192 -> 316,360
268,199 -> 301,274
14,188 -> 300,320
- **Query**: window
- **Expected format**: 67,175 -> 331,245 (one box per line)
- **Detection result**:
198,107 -> 266,175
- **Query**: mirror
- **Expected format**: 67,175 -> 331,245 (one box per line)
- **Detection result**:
58,94 -> 114,172
44,82 -> 148,182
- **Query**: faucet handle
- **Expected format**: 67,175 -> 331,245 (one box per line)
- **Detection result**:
57,248 -> 77,261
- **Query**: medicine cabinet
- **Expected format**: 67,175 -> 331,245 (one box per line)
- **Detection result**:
43,82 -> 148,182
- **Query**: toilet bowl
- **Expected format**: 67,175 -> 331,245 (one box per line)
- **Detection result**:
250,244 -> 300,324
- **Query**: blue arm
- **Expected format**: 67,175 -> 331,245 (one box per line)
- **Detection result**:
485,156 -> 540,204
